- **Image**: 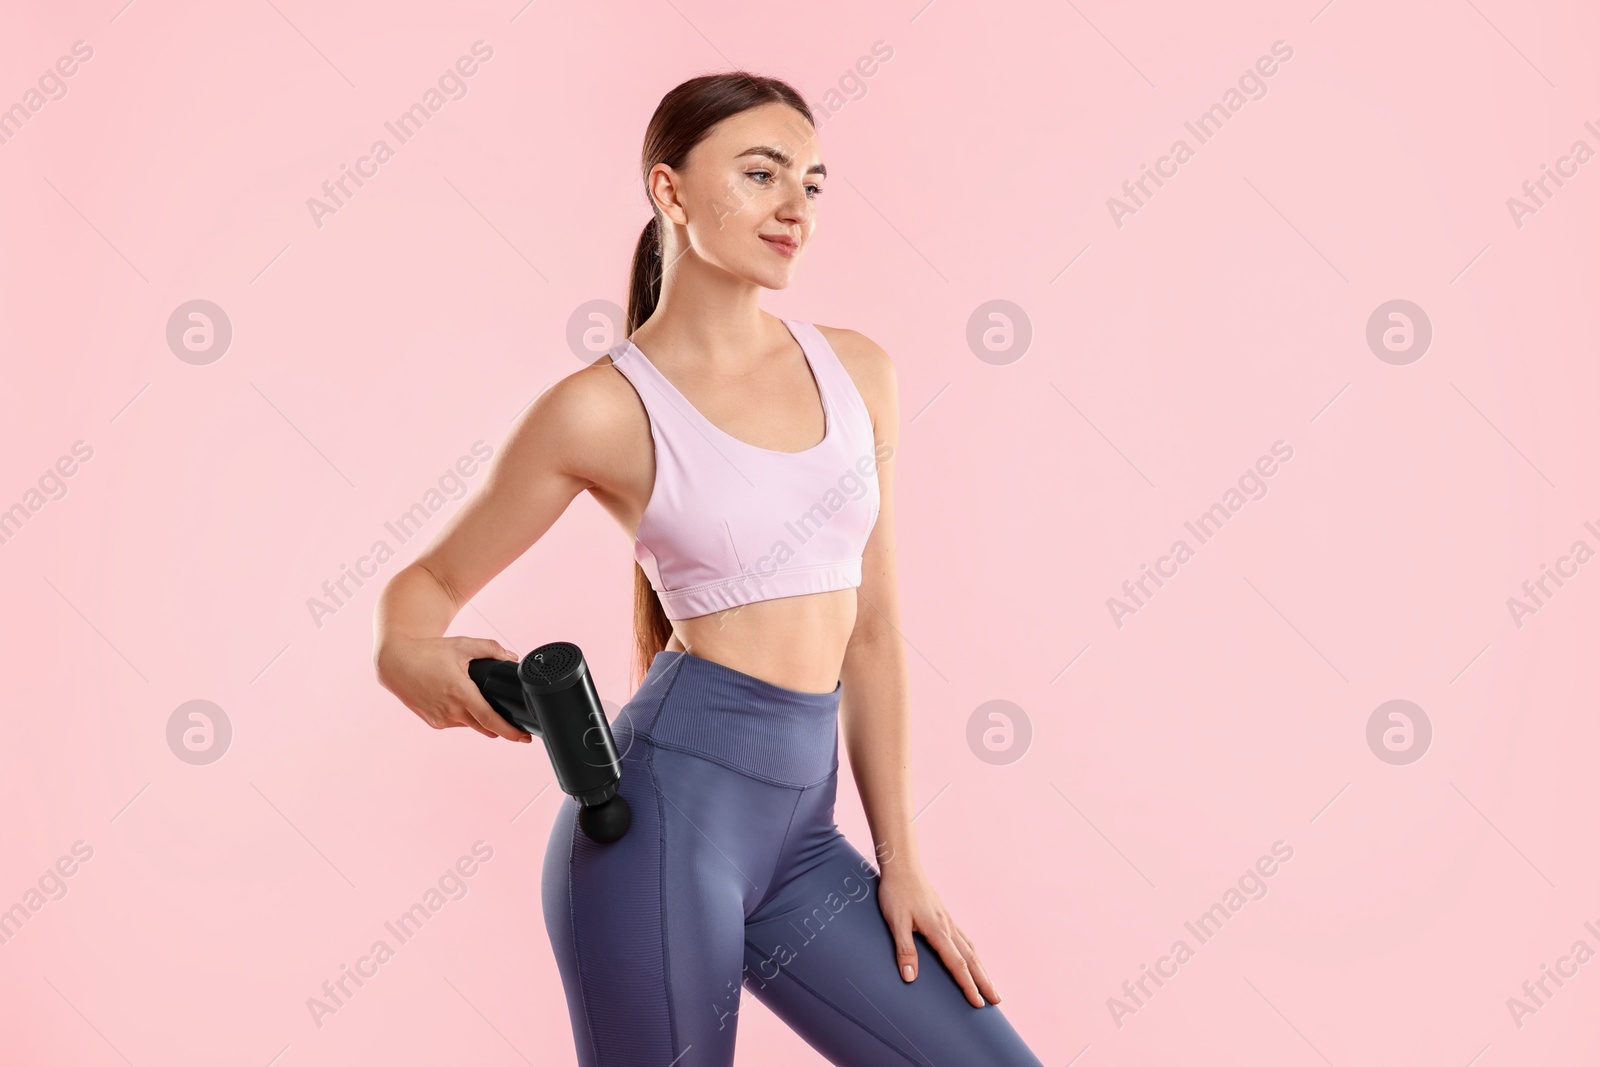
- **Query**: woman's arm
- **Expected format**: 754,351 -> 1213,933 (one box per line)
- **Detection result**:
832,329 -> 1002,1009
372,368 -> 613,741
836,337 -> 919,873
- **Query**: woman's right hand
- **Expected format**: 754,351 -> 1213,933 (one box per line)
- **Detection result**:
375,635 -> 533,743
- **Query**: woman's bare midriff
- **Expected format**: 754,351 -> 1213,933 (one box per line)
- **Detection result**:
664,588 -> 859,694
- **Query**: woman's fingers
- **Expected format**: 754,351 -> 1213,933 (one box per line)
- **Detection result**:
454,635 -> 521,662
951,922 -> 1001,1004
921,919 -> 985,1007
379,634 -> 530,742
886,889 -> 996,1008
456,682 -> 533,742
417,699 -> 495,738
416,683 -> 528,742
891,914 -> 920,983
452,641 -> 533,742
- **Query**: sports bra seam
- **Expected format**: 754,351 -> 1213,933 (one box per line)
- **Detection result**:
657,558 -> 863,598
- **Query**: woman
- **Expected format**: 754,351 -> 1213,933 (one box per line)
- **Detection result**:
374,71 -> 1044,1066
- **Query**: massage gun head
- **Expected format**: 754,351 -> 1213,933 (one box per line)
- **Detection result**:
579,797 -> 632,843
517,641 -> 586,694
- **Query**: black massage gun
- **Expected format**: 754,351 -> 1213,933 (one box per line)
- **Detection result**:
467,641 -> 631,843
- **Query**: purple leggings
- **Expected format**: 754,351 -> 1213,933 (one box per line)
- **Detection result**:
542,649 -> 1045,1066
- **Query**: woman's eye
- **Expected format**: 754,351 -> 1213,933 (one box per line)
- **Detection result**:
745,170 -> 823,198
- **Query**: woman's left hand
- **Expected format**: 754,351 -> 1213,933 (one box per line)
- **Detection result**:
876,862 -> 1001,1007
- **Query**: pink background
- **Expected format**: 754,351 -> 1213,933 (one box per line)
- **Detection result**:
3,0 -> 1598,1063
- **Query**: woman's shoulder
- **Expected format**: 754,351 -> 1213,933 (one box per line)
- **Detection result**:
811,323 -> 888,362
501,349 -> 649,489
528,349 -> 641,432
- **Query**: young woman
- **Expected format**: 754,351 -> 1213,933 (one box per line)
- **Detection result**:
374,72 -> 1044,1067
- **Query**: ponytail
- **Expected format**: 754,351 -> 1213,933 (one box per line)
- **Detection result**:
626,215 -> 662,335
627,213 -> 672,687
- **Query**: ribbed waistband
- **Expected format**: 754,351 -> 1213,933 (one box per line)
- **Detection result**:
619,650 -> 841,788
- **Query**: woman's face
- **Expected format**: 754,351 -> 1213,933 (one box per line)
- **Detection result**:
649,102 -> 825,290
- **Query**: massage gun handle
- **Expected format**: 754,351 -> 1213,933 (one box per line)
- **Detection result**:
466,658 -> 540,736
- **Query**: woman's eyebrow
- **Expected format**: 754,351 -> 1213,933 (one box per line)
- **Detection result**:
737,145 -> 827,178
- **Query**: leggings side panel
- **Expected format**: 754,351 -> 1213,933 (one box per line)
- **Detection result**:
541,791 -> 596,1067
543,723 -> 677,1066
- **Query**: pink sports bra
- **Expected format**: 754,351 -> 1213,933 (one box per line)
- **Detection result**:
608,319 -> 882,621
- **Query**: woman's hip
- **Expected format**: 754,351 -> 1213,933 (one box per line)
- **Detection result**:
617,648 -> 843,789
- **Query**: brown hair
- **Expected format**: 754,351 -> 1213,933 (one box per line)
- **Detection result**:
625,71 -> 816,688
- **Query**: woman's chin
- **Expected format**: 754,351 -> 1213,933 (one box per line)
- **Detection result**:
748,263 -> 800,290
708,255 -> 796,291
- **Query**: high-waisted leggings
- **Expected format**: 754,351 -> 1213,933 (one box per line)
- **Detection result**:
541,649 -> 1045,1066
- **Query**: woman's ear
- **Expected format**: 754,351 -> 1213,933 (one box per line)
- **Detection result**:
648,163 -> 689,228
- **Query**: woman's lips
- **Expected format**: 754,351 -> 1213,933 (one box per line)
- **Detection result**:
760,235 -> 798,258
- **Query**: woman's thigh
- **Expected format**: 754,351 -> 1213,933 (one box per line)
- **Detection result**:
543,731 -> 799,1067
740,810 -> 1045,1067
